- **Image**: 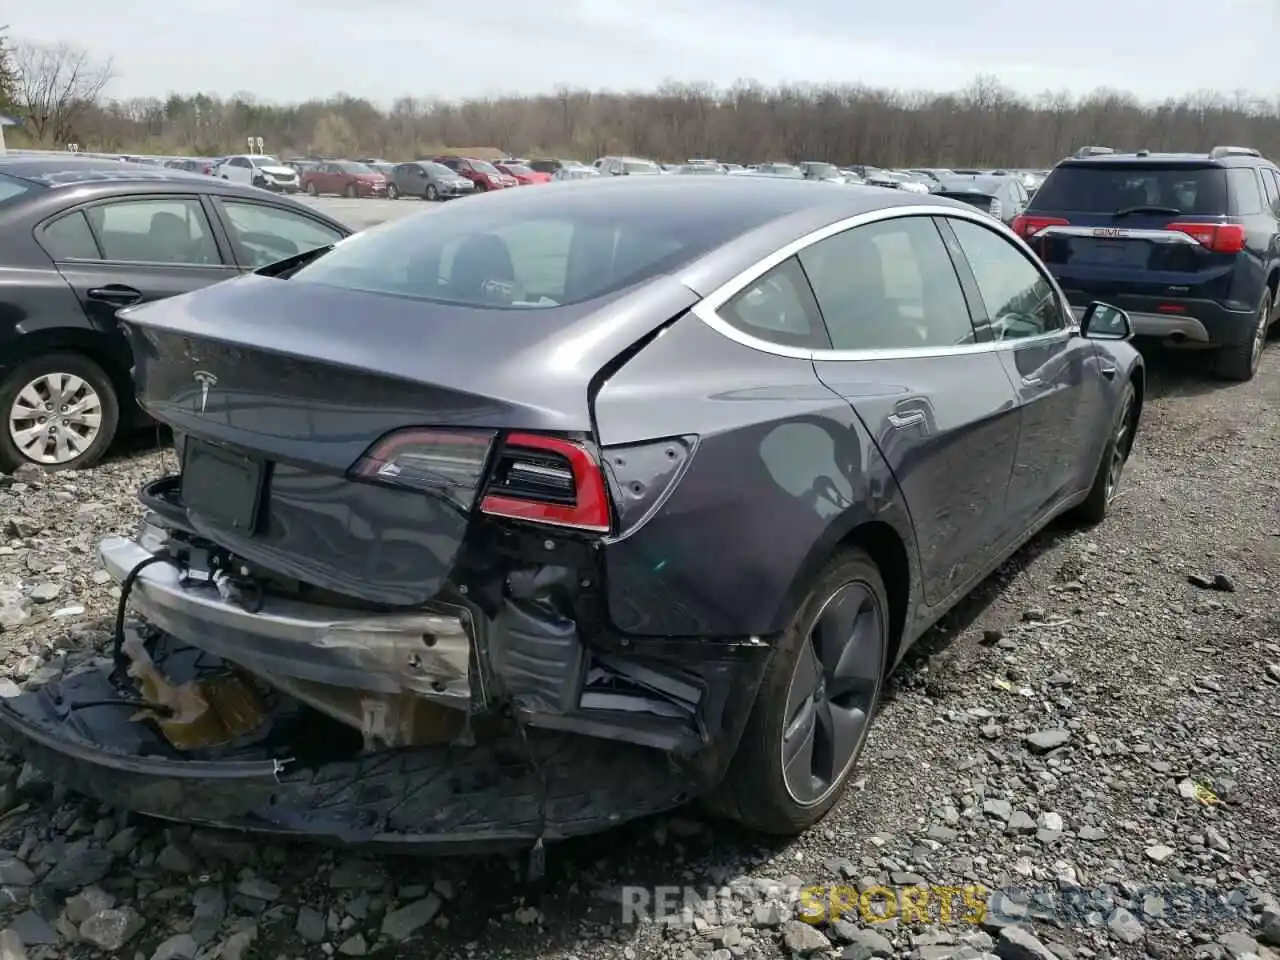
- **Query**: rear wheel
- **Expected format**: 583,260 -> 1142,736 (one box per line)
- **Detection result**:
0,353 -> 119,473
426,184 -> 439,201
1072,380 -> 1135,524
706,548 -> 887,834
387,183 -> 399,199
1216,289 -> 1271,382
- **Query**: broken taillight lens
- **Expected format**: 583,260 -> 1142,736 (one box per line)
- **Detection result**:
350,428 -> 496,511
480,433 -> 612,534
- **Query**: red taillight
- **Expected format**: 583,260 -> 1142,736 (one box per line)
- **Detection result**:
351,428 -> 495,511
1165,222 -> 1246,254
1011,215 -> 1069,239
480,433 -> 611,533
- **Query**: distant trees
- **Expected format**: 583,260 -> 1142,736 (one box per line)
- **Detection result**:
1,36 -> 1278,166
0,27 -> 16,113
10,40 -> 113,145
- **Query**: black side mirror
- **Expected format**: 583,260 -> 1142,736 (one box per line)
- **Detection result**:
1080,301 -> 1133,340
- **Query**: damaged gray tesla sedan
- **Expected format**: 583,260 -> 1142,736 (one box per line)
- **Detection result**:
0,175 -> 1143,853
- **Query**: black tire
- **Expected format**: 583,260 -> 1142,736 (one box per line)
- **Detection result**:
1215,289 -> 1271,382
705,547 -> 888,834
306,181 -> 319,196
387,183 -> 399,199
0,353 -> 120,473
472,180 -> 487,192
426,184 -> 439,202
1072,380 -> 1136,525
345,183 -> 357,198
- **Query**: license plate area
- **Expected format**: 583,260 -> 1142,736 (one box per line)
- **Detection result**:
1077,239 -> 1151,268
181,439 -> 267,533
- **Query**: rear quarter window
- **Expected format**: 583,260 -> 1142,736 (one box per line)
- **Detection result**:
0,173 -> 38,210
1031,164 -> 1228,216
1227,168 -> 1264,215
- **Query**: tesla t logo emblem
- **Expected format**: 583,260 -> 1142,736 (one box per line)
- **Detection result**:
193,370 -> 217,414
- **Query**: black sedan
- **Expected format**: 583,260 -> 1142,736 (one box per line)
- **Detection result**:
0,156 -> 351,471
0,177 -> 1143,850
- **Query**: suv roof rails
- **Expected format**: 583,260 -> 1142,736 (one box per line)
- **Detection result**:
1209,145 -> 1262,160
1072,145 -> 1116,158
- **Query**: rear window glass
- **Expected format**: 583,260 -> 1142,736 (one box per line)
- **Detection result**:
0,172 -> 38,208
288,187 -> 780,309
1031,164 -> 1228,216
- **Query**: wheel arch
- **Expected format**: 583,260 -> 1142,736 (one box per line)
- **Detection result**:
1,328 -> 132,399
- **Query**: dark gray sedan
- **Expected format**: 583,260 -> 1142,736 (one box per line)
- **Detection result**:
386,160 -> 475,200
932,175 -> 1030,225
0,177 -> 1143,851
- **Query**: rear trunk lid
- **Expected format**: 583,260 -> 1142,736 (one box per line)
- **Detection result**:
1021,161 -> 1236,302
119,273 -> 698,605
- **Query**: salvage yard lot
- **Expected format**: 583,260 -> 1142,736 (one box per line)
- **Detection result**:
0,276 -> 1277,956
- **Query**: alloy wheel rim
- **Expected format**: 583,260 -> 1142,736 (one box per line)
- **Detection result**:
1252,298 -> 1269,369
780,580 -> 883,806
8,372 -> 103,465
1105,394 -> 1133,501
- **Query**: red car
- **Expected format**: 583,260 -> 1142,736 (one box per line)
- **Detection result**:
495,162 -> 552,186
301,160 -> 389,198
433,156 -> 518,191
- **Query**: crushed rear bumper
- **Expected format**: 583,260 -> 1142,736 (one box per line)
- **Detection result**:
0,639 -> 691,852
0,502 -> 772,847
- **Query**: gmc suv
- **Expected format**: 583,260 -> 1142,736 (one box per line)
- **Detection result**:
1013,145 -> 1280,381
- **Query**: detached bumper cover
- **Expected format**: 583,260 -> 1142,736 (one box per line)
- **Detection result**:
0,649 -> 688,850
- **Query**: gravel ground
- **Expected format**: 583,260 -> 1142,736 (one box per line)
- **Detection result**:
0,348 -> 1277,960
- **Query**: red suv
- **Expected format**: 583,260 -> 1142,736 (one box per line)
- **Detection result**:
434,156 -> 517,191
495,161 -> 552,186
301,161 -> 389,198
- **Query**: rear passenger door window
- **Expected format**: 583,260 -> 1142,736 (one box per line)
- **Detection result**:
718,257 -> 829,349
1261,169 -> 1280,214
85,198 -> 222,265
947,217 -> 1064,340
798,215 -> 976,350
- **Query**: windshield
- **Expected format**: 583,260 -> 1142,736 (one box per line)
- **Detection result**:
471,160 -> 500,175
0,173 -> 38,209
1031,164 -> 1228,215
938,178 -> 999,195
422,162 -> 454,177
502,164 -> 533,176
287,187 -> 799,310
253,156 -> 282,167
623,161 -> 660,174
337,161 -> 373,174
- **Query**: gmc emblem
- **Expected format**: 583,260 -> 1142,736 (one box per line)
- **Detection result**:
1092,227 -> 1127,238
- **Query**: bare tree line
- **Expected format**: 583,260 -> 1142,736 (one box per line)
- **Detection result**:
3,38 -> 1280,165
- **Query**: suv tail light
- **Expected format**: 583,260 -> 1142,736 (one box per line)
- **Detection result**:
1165,222 -> 1246,254
480,433 -> 611,533
1011,215 -> 1068,239
350,428 -> 612,534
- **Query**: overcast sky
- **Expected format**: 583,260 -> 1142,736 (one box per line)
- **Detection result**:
12,0 -> 1279,105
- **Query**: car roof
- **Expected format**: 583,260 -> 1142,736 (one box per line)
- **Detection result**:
0,155 -> 215,187
465,172 -> 975,224
1062,152 -> 1264,167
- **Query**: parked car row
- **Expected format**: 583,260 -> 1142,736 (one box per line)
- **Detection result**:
0,154 -> 1148,856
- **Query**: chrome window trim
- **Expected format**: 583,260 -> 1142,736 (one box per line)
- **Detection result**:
1034,224 -> 1199,245
685,203 -> 1079,362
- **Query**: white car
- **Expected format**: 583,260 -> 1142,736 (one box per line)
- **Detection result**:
214,154 -> 301,193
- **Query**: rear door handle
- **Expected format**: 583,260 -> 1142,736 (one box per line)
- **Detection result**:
888,411 -> 926,429
87,285 -> 143,306
1100,364 -> 1117,380
1021,375 -> 1042,386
